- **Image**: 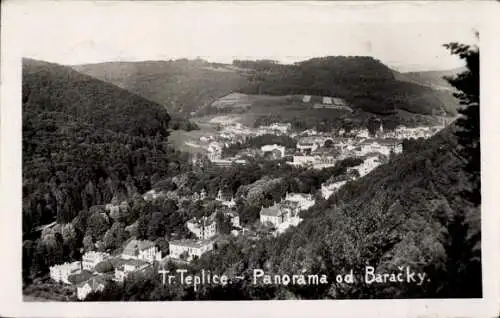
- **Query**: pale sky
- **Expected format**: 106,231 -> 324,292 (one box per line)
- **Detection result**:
4,1 -> 481,72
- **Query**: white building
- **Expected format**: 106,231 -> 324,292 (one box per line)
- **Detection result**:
114,259 -> 150,283
347,156 -> 381,178
82,251 -> 111,271
223,210 -> 240,228
169,239 -> 214,262
289,155 -> 317,167
216,189 -> 236,208
260,202 -> 302,234
207,142 -> 223,161
297,141 -> 319,154
49,261 -> 82,284
321,180 -> 347,199
261,144 -> 286,158
186,214 -> 217,240
354,128 -> 370,139
121,239 -> 162,263
259,203 -> 292,228
77,276 -> 107,300
143,189 -> 165,201
284,193 -> 315,211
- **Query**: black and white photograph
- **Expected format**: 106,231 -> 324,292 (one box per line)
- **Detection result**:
1,1 -> 499,317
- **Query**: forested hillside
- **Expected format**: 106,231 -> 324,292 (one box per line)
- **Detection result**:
235,57 -> 458,116
74,57 -> 458,118
73,59 -> 248,116
22,59 -> 190,233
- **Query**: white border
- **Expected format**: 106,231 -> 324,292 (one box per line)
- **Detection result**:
1,1 -> 499,317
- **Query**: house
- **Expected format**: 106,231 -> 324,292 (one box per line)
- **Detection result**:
186,214 -> 217,240
143,189 -> 165,201
200,188 -> 207,200
49,261 -> 82,284
268,122 -> 291,134
260,202 -> 304,234
222,209 -> 240,228
216,189 -> 236,208
114,259 -> 151,283
104,203 -> 120,215
321,180 -> 347,199
347,156 -> 381,178
168,239 -> 214,262
297,137 -> 323,153
77,276 -> 108,300
279,200 -> 300,216
259,203 -> 289,227
207,142 -> 223,161
121,239 -> 162,263
261,144 -> 286,158
290,155 -> 316,167
82,251 -> 111,271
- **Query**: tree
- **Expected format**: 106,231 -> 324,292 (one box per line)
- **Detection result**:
86,213 -> 109,241
95,260 -> 114,273
147,212 -> 166,241
215,212 -> 233,235
83,235 -> 94,251
324,139 -> 334,148
103,222 -> 126,250
22,240 -> 35,282
366,116 -> 381,136
444,39 -> 480,205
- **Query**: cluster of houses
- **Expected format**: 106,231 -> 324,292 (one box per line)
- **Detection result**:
320,154 -> 385,199
49,239 -> 162,300
191,113 -> 446,171
162,189 -> 241,262
384,125 -> 444,140
259,192 -> 315,235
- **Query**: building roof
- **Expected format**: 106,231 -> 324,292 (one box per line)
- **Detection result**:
187,214 -> 216,227
122,239 -> 155,256
169,239 -> 214,249
77,275 -> 108,289
260,204 -> 283,217
223,210 -> 239,218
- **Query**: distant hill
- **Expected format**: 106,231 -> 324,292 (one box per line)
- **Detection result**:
23,58 -> 171,137
22,58 -> 190,231
73,59 -> 248,116
393,67 -> 466,91
234,57 -> 460,116
73,57 -> 460,118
